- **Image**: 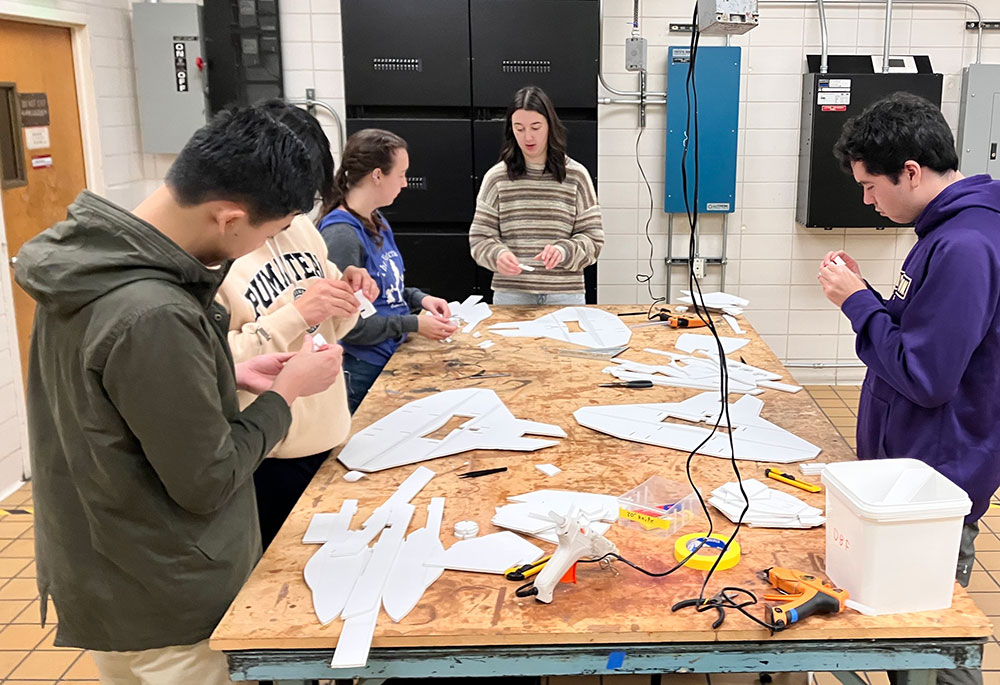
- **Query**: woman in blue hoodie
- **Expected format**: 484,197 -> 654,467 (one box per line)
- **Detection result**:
320,129 -> 457,413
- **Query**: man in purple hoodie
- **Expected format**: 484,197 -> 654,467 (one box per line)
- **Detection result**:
819,91 -> 1000,683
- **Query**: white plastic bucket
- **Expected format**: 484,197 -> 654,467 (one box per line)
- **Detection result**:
822,458 -> 971,615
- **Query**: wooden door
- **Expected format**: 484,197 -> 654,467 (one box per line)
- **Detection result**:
0,19 -> 87,383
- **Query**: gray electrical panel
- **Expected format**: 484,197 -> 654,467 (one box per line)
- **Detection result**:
132,3 -> 208,154
957,63 -> 1000,178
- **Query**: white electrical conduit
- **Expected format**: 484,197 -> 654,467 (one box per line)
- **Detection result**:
598,0 -> 666,98
761,0 -> 983,66
286,97 -> 345,158
883,0 -> 894,72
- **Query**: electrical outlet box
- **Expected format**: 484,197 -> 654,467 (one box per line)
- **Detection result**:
625,36 -> 647,71
697,0 -> 759,35
693,258 -> 706,279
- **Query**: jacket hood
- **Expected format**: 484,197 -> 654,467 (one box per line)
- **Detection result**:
915,174 -> 1000,238
14,191 -> 229,314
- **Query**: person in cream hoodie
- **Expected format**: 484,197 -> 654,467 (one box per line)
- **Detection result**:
217,101 -> 378,549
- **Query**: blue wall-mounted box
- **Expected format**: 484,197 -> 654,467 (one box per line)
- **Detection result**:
664,45 -> 740,214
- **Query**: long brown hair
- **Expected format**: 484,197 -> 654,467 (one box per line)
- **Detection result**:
330,128 -> 408,247
500,86 -> 568,182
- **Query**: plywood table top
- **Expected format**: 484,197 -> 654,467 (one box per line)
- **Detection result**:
212,305 -> 992,651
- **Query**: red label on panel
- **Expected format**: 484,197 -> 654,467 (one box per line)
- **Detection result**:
821,105 -> 847,112
31,155 -> 53,169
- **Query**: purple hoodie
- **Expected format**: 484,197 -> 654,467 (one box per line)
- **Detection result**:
841,174 -> 1000,523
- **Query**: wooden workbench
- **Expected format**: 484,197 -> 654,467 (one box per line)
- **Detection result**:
211,305 -> 991,683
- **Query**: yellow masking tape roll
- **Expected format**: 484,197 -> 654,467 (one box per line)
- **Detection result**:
674,532 -> 741,571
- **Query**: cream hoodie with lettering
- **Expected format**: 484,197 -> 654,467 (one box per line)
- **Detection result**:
217,214 -> 358,459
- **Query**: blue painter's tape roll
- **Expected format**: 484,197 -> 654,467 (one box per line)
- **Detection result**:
607,651 -> 626,670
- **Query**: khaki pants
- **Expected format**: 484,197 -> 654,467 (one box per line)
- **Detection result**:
91,638 -> 244,685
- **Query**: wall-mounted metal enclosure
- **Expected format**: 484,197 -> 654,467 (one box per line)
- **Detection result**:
131,3 -> 208,153
341,0 -> 470,107
957,63 -> 1000,178
469,0 -> 598,109
796,55 -> 942,228
202,0 -> 283,113
665,46 -> 740,214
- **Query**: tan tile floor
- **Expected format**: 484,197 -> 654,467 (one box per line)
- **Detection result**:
0,385 -> 993,683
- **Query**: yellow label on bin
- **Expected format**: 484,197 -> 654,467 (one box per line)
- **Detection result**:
619,507 -> 672,531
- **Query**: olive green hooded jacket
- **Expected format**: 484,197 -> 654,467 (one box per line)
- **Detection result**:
13,191 -> 292,651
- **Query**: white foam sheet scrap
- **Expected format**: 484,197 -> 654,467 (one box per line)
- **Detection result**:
304,545 -> 372,625
757,380 -> 803,393
448,295 -> 493,334
302,500 -> 358,544
604,359 -> 759,394
506,490 -> 619,520
799,463 -> 828,476
493,490 -> 617,543
678,290 -> 749,311
324,466 -> 434,557
382,498 -> 447,623
341,503 -> 415,619
675,333 -> 749,355
709,479 -> 824,528
722,314 -> 744,335
343,471 -> 365,482
488,306 -> 631,349
338,389 -> 565,472
574,392 -> 820,463
536,463 -> 562,477
330,607 -> 379,668
478,340 -> 495,349
425,531 -> 545,574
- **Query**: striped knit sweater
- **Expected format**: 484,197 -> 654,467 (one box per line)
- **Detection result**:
469,157 -> 604,294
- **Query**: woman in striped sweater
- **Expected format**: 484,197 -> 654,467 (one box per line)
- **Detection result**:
469,86 -> 604,305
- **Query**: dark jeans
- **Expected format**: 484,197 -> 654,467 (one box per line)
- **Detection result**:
253,450 -> 331,551
344,353 -> 384,415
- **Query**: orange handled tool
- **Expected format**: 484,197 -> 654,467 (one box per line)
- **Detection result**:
667,315 -> 707,329
760,566 -> 848,630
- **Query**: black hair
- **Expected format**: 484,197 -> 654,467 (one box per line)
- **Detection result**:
165,106 -> 315,223
500,86 -> 568,183
330,128 -> 408,248
833,91 -> 958,183
257,100 -> 336,222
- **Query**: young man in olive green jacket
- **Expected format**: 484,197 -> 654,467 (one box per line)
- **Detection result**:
13,106 -> 346,684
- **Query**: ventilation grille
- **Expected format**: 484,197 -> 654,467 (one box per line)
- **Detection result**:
502,60 -> 552,73
373,58 -> 422,72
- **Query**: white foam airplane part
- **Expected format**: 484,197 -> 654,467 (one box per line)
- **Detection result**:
710,479 -> 825,528
573,392 -> 820,463
337,389 -> 566,472
488,306 -> 631,349
491,489 -> 619,544
678,290 -> 749,316
448,295 -> 493,334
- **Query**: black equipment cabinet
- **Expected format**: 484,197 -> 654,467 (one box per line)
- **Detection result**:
341,0 -> 471,108
796,56 -> 943,228
469,0 -> 599,109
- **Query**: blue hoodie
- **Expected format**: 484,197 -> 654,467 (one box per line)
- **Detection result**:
842,174 -> 1000,523
318,209 -> 411,366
